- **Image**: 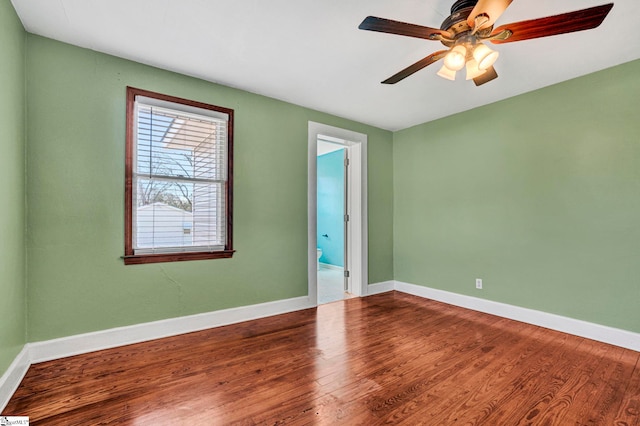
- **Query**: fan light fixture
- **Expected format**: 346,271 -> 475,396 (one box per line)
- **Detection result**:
437,64 -> 457,80
358,1 -> 614,86
438,42 -> 498,81
465,58 -> 486,80
473,43 -> 500,70
443,45 -> 467,71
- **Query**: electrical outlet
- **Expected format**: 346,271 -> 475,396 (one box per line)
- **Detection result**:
476,278 -> 482,289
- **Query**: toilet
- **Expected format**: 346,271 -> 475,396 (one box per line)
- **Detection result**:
316,248 -> 322,270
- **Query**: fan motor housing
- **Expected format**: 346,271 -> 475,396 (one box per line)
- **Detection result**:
440,7 -> 474,36
450,0 -> 478,12
439,0 -> 493,47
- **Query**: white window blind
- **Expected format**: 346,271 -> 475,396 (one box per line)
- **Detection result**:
132,96 -> 229,254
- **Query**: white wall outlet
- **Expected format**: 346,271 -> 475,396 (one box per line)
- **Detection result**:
476,278 -> 483,289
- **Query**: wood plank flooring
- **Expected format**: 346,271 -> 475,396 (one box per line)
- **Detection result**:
4,291 -> 639,425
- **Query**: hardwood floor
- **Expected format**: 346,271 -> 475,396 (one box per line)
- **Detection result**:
4,291 -> 639,425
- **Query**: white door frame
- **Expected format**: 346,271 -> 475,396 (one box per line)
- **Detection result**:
308,121 -> 368,305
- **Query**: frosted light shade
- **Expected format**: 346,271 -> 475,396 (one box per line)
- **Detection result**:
465,59 -> 487,80
437,64 -> 456,81
443,45 -> 467,71
473,43 -> 499,70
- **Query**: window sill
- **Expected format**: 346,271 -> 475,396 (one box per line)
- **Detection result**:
123,250 -> 235,265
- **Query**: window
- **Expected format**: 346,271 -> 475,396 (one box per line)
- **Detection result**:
124,87 -> 234,264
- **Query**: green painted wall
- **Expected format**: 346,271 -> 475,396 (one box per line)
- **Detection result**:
0,0 -> 26,375
393,59 -> 640,333
25,35 -> 394,342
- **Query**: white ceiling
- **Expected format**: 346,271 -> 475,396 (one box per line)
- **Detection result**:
11,0 -> 640,131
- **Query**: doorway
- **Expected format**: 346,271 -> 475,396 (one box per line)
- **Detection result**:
307,122 -> 368,306
317,139 -> 347,304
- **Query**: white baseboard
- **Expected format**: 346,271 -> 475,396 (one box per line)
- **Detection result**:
29,295 -> 314,364
394,280 -> 640,352
367,280 -> 395,295
0,346 -> 30,413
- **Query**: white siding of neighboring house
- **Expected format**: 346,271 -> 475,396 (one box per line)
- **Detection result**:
136,202 -> 193,248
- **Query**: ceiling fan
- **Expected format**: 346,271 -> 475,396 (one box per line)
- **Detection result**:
358,0 -> 614,86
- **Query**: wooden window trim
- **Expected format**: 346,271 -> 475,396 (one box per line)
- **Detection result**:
124,86 -> 234,265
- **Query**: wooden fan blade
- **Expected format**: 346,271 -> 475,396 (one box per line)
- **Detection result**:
382,51 -> 447,84
489,3 -> 613,44
473,66 -> 498,86
359,16 -> 452,41
467,0 -> 514,30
